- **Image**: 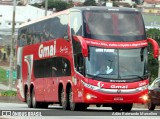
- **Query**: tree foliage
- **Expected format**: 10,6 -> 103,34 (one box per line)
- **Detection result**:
32,0 -> 72,12
146,28 -> 160,82
83,0 -> 96,6
43,0 -> 71,12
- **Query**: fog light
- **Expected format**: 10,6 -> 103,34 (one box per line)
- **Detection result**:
140,95 -> 148,101
86,94 -> 97,100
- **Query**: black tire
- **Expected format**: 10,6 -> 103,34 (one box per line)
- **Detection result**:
69,88 -> 79,111
80,104 -> 88,111
112,105 -> 121,112
121,104 -> 133,112
31,89 -> 40,108
148,101 -> 156,111
26,90 -> 32,108
40,103 -> 48,109
96,104 -> 101,107
59,89 -> 62,106
60,88 -> 69,110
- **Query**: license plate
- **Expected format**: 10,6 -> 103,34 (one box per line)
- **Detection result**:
114,97 -> 123,101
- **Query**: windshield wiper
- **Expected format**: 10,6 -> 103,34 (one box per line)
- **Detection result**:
119,75 -> 144,80
86,73 -> 110,79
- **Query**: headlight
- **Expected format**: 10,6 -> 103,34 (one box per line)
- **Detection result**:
140,94 -> 148,101
137,85 -> 148,91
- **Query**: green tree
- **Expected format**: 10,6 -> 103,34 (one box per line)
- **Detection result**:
146,28 -> 160,82
43,0 -> 70,12
83,0 -> 96,6
32,0 -> 72,12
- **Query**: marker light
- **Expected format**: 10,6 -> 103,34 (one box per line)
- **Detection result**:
86,94 -> 91,100
86,94 -> 97,100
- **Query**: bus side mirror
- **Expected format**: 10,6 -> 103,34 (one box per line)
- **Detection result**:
73,36 -> 88,57
147,38 -> 159,58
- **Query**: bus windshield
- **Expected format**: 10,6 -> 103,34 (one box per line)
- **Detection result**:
83,10 -> 146,41
86,47 -> 148,82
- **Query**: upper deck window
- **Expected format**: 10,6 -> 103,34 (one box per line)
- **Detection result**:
17,14 -> 68,47
70,12 -> 82,36
83,10 -> 146,41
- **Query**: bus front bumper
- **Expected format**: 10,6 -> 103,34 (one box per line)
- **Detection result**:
82,87 -> 148,104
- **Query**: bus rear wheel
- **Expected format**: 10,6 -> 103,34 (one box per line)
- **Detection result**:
60,88 -> 69,110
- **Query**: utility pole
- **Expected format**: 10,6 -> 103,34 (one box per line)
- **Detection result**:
45,0 -> 48,16
9,0 -> 16,90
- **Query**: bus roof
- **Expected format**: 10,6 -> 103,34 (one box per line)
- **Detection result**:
19,9 -> 70,28
70,6 -> 139,12
19,6 -> 139,28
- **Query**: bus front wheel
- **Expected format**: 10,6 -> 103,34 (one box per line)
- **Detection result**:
121,104 -> 133,112
26,90 -> 32,108
31,88 -> 40,108
112,105 -> 121,111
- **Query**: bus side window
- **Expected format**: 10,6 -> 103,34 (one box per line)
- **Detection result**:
61,58 -> 71,76
75,53 -> 85,75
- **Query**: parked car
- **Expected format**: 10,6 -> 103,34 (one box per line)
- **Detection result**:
147,78 -> 160,110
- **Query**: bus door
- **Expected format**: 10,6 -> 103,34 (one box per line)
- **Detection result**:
74,53 -> 86,101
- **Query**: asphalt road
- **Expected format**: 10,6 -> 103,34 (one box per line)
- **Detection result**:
0,103 -> 160,119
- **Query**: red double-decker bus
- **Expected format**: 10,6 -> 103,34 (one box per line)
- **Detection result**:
17,7 -> 159,111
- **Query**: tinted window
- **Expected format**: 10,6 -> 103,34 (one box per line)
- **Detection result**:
17,28 -> 27,47
70,12 -> 83,36
34,57 -> 71,78
83,11 -> 146,41
86,47 -> 148,82
18,14 -> 68,46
